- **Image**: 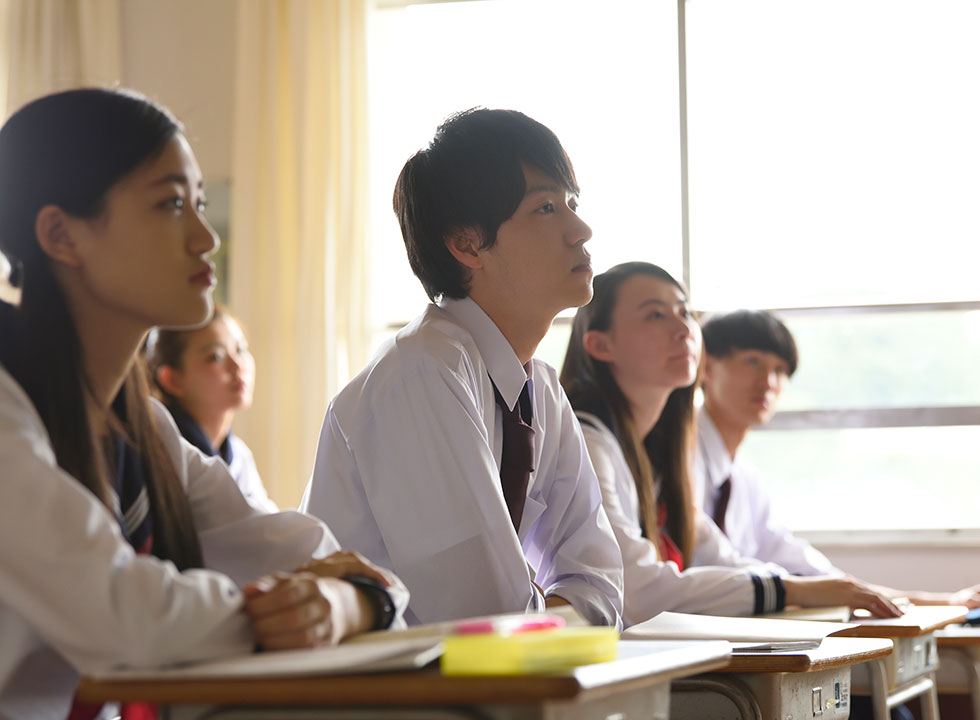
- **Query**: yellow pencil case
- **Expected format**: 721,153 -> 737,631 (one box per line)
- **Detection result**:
441,627 -> 619,676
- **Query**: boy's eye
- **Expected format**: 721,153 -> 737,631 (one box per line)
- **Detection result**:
537,202 -> 555,214
568,198 -> 579,213
196,199 -> 208,213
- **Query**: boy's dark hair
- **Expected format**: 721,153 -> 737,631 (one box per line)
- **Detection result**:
701,309 -> 799,376
392,108 -> 579,301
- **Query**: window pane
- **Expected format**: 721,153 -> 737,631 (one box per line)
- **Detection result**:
368,0 -> 682,347
740,425 -> 979,531
686,0 -> 980,308
776,309 -> 980,410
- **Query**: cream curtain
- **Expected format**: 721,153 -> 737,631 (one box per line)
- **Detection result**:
0,0 -> 121,118
230,0 -> 370,508
0,0 -> 122,302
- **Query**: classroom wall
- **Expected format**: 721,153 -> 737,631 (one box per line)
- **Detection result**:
121,0 -> 237,182
808,534 -> 980,593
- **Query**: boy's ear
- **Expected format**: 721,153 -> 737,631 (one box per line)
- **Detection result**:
583,329 -> 615,363
444,227 -> 485,270
34,205 -> 84,268
701,355 -> 716,388
155,365 -> 185,399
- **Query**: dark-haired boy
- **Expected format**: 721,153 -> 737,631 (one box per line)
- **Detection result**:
694,309 -> 837,575
301,109 -> 623,627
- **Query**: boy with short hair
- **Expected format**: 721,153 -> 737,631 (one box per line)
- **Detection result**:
694,309 -> 835,574
301,109 -> 623,627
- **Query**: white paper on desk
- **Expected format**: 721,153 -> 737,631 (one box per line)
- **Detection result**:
761,606 -> 852,623
623,611 -> 856,645
86,636 -> 443,682
846,604 -> 967,629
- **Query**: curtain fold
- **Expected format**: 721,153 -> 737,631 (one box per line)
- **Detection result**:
0,0 -> 122,302
230,0 -> 370,507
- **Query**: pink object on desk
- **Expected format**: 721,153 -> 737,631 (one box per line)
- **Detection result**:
454,615 -> 566,635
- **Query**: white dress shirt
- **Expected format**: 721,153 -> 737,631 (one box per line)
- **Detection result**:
0,365 -> 406,719
576,411 -> 786,627
694,410 -> 838,576
301,297 -> 624,628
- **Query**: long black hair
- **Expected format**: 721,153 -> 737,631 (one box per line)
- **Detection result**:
560,261 -> 698,564
0,88 -> 203,569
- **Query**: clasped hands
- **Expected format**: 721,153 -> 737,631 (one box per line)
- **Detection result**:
242,550 -> 396,651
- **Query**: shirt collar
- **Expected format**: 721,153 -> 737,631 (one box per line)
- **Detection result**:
439,296 -> 529,412
697,408 -> 733,489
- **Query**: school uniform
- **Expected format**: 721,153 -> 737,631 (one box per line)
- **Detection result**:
575,409 -> 787,627
694,409 -> 839,576
301,296 -> 624,628
0,364 -> 407,719
167,403 -> 279,513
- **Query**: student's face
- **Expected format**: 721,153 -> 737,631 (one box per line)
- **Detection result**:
702,349 -> 790,429
171,316 -> 255,417
482,165 -> 593,318
69,133 -> 218,330
591,274 -> 701,394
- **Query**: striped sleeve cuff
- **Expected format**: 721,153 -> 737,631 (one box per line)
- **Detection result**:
750,573 -> 787,614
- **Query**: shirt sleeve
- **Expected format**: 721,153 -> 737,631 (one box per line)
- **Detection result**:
153,404 -> 410,623
153,402 -> 342,587
0,377 -> 253,674
525,386 -> 623,628
580,423 -> 785,626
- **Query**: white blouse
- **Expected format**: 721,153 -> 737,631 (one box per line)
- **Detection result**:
576,412 -> 786,628
0,365 -> 401,719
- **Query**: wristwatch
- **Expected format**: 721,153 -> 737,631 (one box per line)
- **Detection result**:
343,574 -> 396,630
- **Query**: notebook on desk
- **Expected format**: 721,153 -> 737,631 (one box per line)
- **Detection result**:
85,635 -> 444,682
622,611 -> 857,652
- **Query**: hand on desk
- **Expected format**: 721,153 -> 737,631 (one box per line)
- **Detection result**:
295,549 -> 396,588
784,575 -> 904,618
946,582 -> 980,609
243,570 -> 375,650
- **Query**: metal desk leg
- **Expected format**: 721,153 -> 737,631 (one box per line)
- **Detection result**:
671,675 -> 763,720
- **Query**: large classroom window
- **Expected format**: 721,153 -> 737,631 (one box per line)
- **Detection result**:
366,0 -> 980,532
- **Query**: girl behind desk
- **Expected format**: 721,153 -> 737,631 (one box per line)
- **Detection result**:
146,309 -> 277,512
0,88 -> 403,719
560,261 -> 902,626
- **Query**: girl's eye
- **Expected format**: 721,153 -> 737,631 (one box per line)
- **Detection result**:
646,311 -> 665,320
537,202 -> 555,214
207,352 -> 225,363
162,197 -> 185,211
568,198 -> 579,213
196,199 -> 208,213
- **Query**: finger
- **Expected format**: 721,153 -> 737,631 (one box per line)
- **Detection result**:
256,618 -> 333,651
242,575 -> 283,599
252,596 -> 328,636
245,578 -> 316,618
865,594 -> 903,618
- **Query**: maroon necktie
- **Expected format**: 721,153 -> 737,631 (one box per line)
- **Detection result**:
713,476 -> 732,534
492,380 -> 535,532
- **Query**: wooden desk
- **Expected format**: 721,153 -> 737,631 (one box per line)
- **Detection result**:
935,625 -> 980,720
670,636 -> 893,720
830,605 -> 968,720
78,640 -> 731,720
